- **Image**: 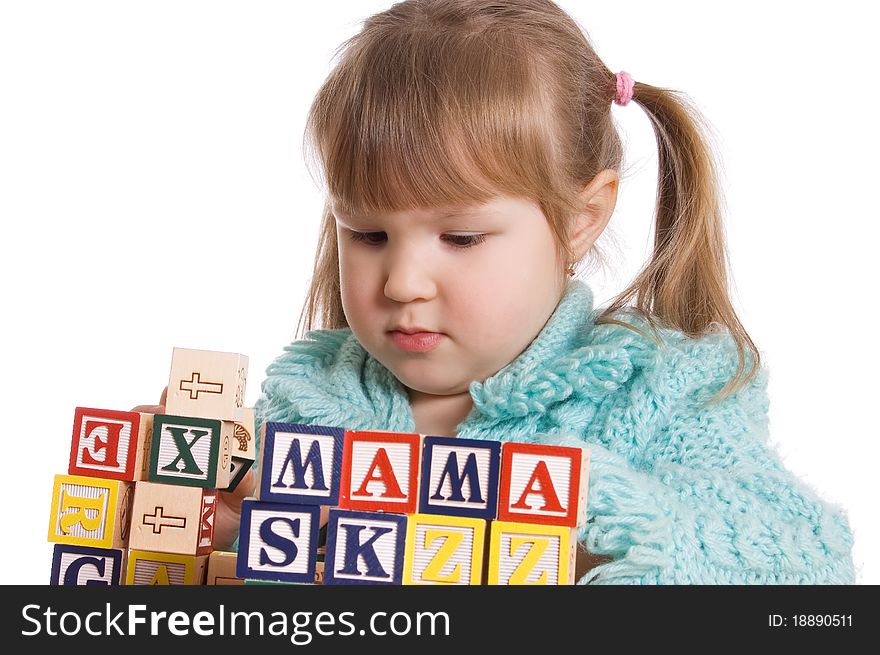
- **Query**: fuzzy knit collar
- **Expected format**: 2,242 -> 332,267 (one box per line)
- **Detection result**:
257,280 -> 667,437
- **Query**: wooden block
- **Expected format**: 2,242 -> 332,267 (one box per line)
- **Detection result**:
418,436 -> 500,519
125,550 -> 208,585
497,442 -> 589,527
339,430 -> 422,513
68,407 -> 153,481
47,473 -> 133,549
236,499 -> 320,583
258,422 -> 344,506
487,520 -> 577,585
403,513 -> 486,585
232,407 -> 256,460
50,544 -> 125,585
148,413 -> 232,488
128,481 -> 216,556
206,551 -> 244,585
165,347 -> 248,421
324,508 -> 407,585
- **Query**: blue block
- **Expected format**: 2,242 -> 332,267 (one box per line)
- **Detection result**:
324,508 -> 407,585
259,422 -> 343,506
50,544 -> 124,585
418,436 -> 501,520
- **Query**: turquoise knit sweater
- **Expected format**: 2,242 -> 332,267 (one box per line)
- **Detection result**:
250,280 -> 856,584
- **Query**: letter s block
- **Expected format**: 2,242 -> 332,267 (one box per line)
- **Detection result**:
68,407 -> 153,481
50,544 -> 125,585
236,499 -> 320,583
324,508 -> 407,585
487,520 -> 577,585
47,473 -> 133,549
403,513 -> 486,585
339,430 -> 422,514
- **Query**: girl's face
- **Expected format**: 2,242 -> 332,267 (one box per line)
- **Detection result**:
334,195 -> 568,398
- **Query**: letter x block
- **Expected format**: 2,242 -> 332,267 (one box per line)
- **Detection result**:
165,347 -> 248,421
418,436 -> 501,519
236,499 -> 321,583
68,407 -> 153,481
487,520 -> 577,585
324,508 -> 407,585
126,550 -> 208,585
50,544 -> 125,585
148,413 -> 232,488
258,422 -> 344,505
47,473 -> 133,549
129,481 -> 216,556
403,513 -> 486,585
339,430 -> 422,514
497,442 -> 590,527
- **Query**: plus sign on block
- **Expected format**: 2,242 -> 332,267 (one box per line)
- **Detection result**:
165,347 -> 249,421
129,481 -> 215,556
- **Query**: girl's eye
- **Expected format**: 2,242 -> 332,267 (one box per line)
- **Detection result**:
347,231 -> 487,249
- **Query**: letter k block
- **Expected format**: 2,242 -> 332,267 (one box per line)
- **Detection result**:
324,508 -> 407,585
148,414 -> 232,488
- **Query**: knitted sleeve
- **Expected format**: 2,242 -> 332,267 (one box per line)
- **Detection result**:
569,370 -> 856,585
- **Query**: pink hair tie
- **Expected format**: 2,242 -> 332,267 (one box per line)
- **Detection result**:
614,71 -> 635,106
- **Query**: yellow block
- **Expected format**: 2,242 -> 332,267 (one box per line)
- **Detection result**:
47,473 -> 131,549
487,520 -> 576,585
403,513 -> 486,585
126,549 -> 208,585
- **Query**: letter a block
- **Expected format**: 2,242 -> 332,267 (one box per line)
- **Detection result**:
126,550 -> 208,585
487,520 -> 576,585
324,508 -> 407,585
165,347 -> 248,421
339,430 -> 422,514
50,544 -> 125,585
403,513 -> 486,585
236,499 -> 320,583
148,414 -> 232,488
418,436 -> 500,519
129,481 -> 216,555
68,407 -> 153,481
258,422 -> 344,506
497,442 -> 589,527
47,473 -> 133,549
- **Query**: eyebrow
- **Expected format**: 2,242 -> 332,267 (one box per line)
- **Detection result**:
333,206 -> 489,223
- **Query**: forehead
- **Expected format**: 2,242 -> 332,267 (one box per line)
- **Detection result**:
332,196 -> 525,222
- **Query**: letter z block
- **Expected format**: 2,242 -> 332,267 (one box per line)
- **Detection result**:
418,436 -> 501,519
403,513 -> 486,585
488,520 -> 577,585
148,413 -> 232,488
236,499 -> 320,583
47,473 -> 133,549
339,430 -> 422,513
129,481 -> 216,555
258,422 -> 344,505
165,347 -> 248,421
126,550 -> 208,585
68,407 -> 153,481
497,442 -> 589,527
50,544 -> 125,585
324,508 -> 407,585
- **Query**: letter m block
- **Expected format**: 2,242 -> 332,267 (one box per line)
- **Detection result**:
339,430 -> 422,514
236,499 -> 320,583
418,436 -> 500,520
497,442 -> 589,527
258,422 -> 344,506
148,414 -> 231,488
47,473 -> 133,549
68,407 -> 153,481
324,508 -> 407,585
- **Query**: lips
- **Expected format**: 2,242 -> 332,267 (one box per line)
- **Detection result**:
389,330 -> 444,353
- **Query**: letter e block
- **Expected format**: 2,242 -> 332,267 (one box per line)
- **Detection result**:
339,430 -> 421,514
126,550 -> 208,585
166,347 -> 248,421
497,442 -> 589,527
418,436 -> 500,519
403,513 -> 486,585
258,422 -> 343,505
129,481 -> 216,555
68,407 -> 153,481
236,499 -> 320,583
50,544 -> 125,585
148,414 -> 232,488
324,508 -> 406,585
47,473 -> 133,549
487,520 -> 576,585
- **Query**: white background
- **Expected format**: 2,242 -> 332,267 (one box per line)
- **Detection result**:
1,1 -> 876,584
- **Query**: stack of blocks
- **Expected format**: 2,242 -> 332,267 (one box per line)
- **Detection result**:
47,348 -> 256,585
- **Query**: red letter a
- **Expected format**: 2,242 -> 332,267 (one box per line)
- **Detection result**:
354,448 -> 405,498
511,460 -> 565,512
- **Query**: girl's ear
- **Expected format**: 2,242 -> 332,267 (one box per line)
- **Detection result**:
570,169 -> 619,260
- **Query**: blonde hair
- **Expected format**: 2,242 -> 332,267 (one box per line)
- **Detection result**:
298,0 -> 760,406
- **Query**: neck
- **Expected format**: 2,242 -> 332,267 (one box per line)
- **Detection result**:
406,387 -> 474,437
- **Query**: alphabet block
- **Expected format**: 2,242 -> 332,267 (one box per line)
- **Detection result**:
324,508 -> 407,585
418,436 -> 500,519
497,442 -> 589,527
339,430 -> 422,514
236,499 -> 320,584
125,550 -> 209,585
487,520 -> 576,585
206,551 -> 244,585
47,473 -> 133,549
148,413 -> 232,488
165,347 -> 248,421
128,481 -> 216,556
224,407 -> 256,492
403,513 -> 486,585
258,422 -> 344,506
50,544 -> 125,585
68,407 -> 153,481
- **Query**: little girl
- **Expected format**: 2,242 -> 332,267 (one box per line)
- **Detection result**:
165,0 -> 856,583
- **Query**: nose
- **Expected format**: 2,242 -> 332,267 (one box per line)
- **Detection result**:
383,244 -> 437,303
